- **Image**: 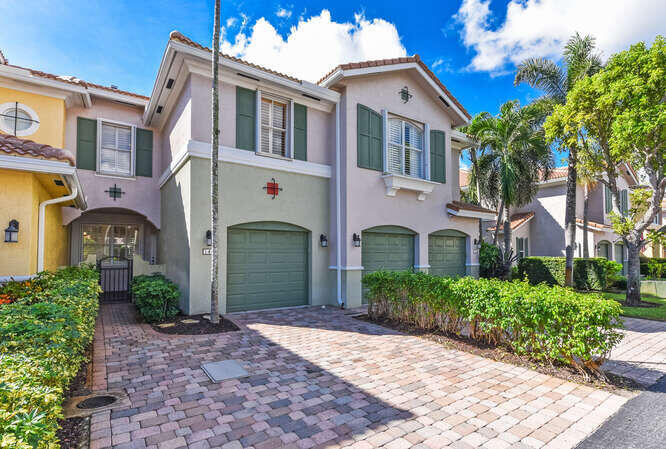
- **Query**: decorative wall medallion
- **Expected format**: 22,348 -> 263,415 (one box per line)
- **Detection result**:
105,184 -> 124,201
263,177 -> 283,199
399,86 -> 412,103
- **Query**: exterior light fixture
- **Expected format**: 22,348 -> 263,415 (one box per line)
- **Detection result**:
4,220 -> 18,243
206,230 -> 212,246
352,233 -> 361,248
320,234 -> 328,247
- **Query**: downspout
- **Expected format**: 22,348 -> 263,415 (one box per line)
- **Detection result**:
38,186 -> 78,272
335,101 -> 343,308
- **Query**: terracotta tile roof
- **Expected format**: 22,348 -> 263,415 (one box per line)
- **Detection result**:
546,166 -> 569,180
459,169 -> 471,188
575,218 -> 610,231
318,55 -> 471,120
488,211 -> 535,232
169,31 -> 303,84
0,132 -> 75,166
447,201 -> 496,215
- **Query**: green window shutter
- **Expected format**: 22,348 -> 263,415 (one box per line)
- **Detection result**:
525,238 -> 528,257
293,103 -> 307,161
621,189 -> 628,215
604,185 -> 612,213
516,237 -> 523,257
356,104 -> 383,171
76,117 -> 97,170
430,130 -> 446,183
135,128 -> 153,177
236,87 -> 256,151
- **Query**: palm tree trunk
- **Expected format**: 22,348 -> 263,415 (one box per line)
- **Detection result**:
564,155 -> 577,286
470,148 -> 483,243
583,185 -> 590,258
493,200 -> 504,246
625,239 -> 642,306
503,205 -> 512,271
209,0 -> 221,324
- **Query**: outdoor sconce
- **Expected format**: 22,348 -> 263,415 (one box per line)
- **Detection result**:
4,220 -> 18,243
205,230 -> 212,246
473,238 -> 481,249
320,234 -> 328,247
352,233 -> 361,248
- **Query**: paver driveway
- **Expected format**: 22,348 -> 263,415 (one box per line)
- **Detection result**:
90,304 -> 629,449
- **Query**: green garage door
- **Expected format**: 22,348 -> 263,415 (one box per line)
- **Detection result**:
227,223 -> 308,312
362,226 -> 415,303
429,230 -> 467,277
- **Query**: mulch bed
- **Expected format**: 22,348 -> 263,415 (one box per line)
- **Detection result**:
56,346 -> 92,448
151,314 -> 239,335
355,314 -> 644,397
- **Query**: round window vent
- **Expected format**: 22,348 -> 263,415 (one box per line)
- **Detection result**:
76,395 -> 117,409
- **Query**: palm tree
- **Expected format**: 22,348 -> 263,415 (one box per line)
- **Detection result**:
514,33 -> 602,285
577,167 -> 598,258
209,0 -> 221,324
473,100 -> 553,269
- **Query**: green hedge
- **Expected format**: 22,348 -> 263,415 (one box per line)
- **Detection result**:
640,256 -> 666,276
517,257 -> 621,290
0,266 -> 100,449
363,271 -> 623,373
131,274 -> 180,323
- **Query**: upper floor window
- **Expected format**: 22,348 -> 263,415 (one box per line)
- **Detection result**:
0,102 -> 40,136
100,122 -> 133,176
260,97 -> 287,157
516,237 -> 529,258
388,118 -> 423,178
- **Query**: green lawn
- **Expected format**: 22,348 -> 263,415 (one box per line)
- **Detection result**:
600,291 -> 666,321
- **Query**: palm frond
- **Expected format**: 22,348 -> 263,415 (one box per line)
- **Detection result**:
564,32 -> 603,88
514,58 -> 567,103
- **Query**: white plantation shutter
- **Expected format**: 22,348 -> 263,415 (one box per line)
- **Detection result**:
260,97 -> 288,156
386,117 -> 423,178
388,119 -> 403,174
100,122 -> 132,175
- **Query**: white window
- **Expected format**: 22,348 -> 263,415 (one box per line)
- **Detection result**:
0,102 -> 40,136
99,122 -> 133,176
260,97 -> 288,157
387,117 -> 423,178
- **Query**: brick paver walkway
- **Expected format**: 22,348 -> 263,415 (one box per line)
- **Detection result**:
602,317 -> 666,386
90,304 -> 631,449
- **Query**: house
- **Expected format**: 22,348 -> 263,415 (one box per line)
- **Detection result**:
0,31 -> 494,313
462,165 -> 663,273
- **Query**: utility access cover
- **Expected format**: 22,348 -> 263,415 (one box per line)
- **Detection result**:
201,360 -> 249,383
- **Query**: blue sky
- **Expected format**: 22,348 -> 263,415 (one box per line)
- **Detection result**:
0,0 -> 662,167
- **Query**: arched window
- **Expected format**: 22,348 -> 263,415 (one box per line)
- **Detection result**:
388,117 -> 423,178
0,102 -> 40,136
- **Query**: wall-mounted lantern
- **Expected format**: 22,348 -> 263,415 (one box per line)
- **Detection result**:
4,220 -> 18,243
473,238 -> 481,249
352,233 -> 361,248
205,230 -> 212,246
319,234 -> 328,248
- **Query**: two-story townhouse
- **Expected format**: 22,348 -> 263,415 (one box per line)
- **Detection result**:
147,32 -> 494,314
0,52 -> 161,284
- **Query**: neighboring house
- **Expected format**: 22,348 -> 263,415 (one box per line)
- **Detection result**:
0,31 -> 495,313
464,165 -> 661,274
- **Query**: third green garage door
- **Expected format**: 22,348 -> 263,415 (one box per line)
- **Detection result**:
429,230 -> 467,277
227,223 -> 308,312
362,227 -> 415,303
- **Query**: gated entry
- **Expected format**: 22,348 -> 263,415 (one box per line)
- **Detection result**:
97,256 -> 133,302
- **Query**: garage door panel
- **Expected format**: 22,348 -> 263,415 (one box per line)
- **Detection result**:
429,235 -> 466,278
362,231 -> 415,303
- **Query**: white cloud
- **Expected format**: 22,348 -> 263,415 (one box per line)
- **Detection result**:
454,0 -> 664,73
276,7 -> 292,19
221,10 -> 407,82
225,17 -> 237,28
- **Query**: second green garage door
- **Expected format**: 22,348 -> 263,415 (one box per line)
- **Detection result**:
429,230 -> 467,278
362,227 -> 415,303
227,223 -> 308,312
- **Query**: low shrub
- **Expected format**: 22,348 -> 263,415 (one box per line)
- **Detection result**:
363,271 -> 623,374
0,266 -> 100,448
132,274 -> 180,323
646,259 -> 666,280
640,256 -> 666,276
517,256 -> 621,291
609,275 -> 627,290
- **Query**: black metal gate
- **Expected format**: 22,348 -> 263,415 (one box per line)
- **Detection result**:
97,256 -> 133,303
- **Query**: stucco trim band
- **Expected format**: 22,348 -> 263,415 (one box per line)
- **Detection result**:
328,266 -> 364,271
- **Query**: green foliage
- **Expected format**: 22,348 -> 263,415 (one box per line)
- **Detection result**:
131,274 -> 181,323
609,275 -> 627,290
640,256 -> 666,276
647,259 -> 666,280
362,271 -> 623,372
517,257 -> 621,291
479,242 -> 501,278
0,266 -> 100,448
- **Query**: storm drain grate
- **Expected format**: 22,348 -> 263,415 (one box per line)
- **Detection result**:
202,360 -> 249,383
76,395 -> 117,409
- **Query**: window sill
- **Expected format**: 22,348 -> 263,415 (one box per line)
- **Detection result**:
256,151 -> 293,162
381,173 -> 438,201
94,172 -> 136,180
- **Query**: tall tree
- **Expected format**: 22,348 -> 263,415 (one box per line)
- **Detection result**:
209,0 -> 221,323
577,167 -> 598,258
545,36 -> 666,305
515,33 -> 602,285
472,100 -> 553,269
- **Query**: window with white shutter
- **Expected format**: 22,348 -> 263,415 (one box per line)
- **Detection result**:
99,122 -> 132,175
260,97 -> 288,156
387,117 -> 423,178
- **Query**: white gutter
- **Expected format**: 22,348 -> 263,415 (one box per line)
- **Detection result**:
37,185 -> 78,272
335,102 -> 343,308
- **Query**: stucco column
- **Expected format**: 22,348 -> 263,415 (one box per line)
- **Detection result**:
343,231 -> 363,308
415,232 -> 429,273
466,236 -> 480,278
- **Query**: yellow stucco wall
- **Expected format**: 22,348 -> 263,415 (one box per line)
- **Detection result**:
0,169 -> 68,276
0,87 -> 66,148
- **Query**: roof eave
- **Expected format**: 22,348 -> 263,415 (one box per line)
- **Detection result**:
447,207 -> 496,221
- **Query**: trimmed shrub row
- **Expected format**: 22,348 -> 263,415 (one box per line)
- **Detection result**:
517,257 -> 621,290
640,256 -> 666,277
0,266 -> 100,449
132,274 -> 180,323
363,271 -> 623,373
